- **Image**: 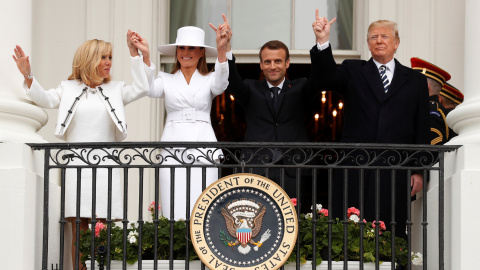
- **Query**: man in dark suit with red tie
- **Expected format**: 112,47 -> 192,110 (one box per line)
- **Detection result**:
222,11 -> 323,200
313,16 -> 430,238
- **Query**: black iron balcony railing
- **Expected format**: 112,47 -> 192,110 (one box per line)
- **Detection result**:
29,142 -> 459,270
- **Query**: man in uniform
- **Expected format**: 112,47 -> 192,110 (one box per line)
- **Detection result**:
411,57 -> 451,145
439,82 -> 463,111
439,82 -> 464,139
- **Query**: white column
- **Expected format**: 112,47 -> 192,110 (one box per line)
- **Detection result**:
440,2 -> 480,270
446,0 -> 480,144
0,1 -> 52,270
0,0 -> 47,143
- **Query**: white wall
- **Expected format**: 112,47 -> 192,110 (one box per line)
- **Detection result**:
31,0 -> 166,143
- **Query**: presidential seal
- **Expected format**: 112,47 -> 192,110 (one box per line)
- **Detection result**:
191,173 -> 298,270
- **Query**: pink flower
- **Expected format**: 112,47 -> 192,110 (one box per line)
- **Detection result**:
319,209 -> 329,216
148,201 -> 161,213
347,207 -> 360,218
291,198 -> 297,207
95,222 -> 106,237
372,220 -> 387,233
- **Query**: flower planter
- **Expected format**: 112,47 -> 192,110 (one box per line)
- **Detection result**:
85,260 -> 392,270
283,261 -> 393,270
85,260 -> 202,270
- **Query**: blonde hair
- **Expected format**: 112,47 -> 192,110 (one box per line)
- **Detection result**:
171,47 -> 210,75
68,39 -> 112,86
367,20 -> 400,43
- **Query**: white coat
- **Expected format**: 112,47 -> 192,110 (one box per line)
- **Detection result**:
24,56 -> 152,141
149,59 -> 228,145
23,55 -> 152,219
148,59 -> 229,220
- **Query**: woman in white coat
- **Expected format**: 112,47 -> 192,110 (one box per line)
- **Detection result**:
141,16 -> 230,220
13,33 -> 152,269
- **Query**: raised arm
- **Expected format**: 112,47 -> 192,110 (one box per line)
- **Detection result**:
303,10 -> 341,98
312,8 -> 336,45
208,14 -> 231,95
13,45 -> 33,88
127,29 -> 151,67
209,13 -> 230,63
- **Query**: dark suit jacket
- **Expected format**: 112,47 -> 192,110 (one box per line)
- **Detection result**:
227,45 -> 321,143
317,45 -> 430,237
227,45 -> 322,197
318,46 -> 429,145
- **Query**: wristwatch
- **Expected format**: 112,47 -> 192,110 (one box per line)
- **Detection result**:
26,72 -> 33,80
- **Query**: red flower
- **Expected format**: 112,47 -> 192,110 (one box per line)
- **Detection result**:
291,198 -> 297,207
319,209 -> 329,216
148,201 -> 161,213
347,207 -> 360,218
94,221 -> 106,237
372,220 -> 387,233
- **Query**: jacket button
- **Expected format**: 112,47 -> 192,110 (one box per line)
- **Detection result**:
275,123 -> 279,126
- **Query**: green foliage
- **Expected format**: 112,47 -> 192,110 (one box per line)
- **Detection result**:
286,212 -> 408,266
78,217 -> 198,265
219,230 -> 232,247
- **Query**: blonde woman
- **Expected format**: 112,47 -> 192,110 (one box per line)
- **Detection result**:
13,33 -> 152,268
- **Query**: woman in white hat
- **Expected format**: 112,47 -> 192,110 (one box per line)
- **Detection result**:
135,15 -> 230,220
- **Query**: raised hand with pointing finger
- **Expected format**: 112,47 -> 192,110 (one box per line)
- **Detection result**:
209,13 -> 230,63
312,8 -> 336,45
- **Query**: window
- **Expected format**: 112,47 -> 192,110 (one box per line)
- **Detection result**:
169,0 -> 354,52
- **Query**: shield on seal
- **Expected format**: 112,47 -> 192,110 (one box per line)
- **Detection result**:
236,228 -> 252,245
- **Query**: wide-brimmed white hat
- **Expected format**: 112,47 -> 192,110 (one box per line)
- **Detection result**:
157,26 -> 217,57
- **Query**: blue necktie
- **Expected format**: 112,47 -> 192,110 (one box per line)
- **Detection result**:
379,65 -> 390,93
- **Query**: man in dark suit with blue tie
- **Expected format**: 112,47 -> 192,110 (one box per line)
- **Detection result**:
223,11 -> 323,200
313,16 -> 430,238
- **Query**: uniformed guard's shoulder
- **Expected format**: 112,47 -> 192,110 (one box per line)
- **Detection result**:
430,102 -> 441,116
429,100 -> 446,119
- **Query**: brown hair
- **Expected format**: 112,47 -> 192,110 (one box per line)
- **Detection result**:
171,47 -> 210,75
367,20 -> 400,43
68,39 -> 112,87
259,40 -> 290,61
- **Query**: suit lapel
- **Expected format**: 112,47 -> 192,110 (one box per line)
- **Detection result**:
278,79 -> 291,111
190,70 -> 208,96
172,70 -> 195,107
259,80 -> 276,116
384,60 -> 409,101
363,59 -> 385,103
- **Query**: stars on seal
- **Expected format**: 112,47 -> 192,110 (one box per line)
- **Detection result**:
203,187 -> 287,267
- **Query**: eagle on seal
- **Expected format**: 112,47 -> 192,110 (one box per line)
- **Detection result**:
221,204 -> 267,255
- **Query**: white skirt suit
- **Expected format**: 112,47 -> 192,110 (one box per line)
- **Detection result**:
24,56 -> 153,219
148,59 -> 229,220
